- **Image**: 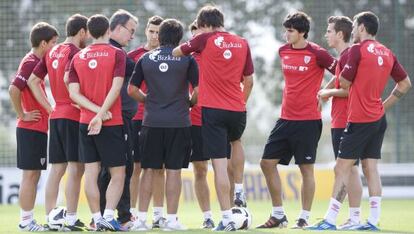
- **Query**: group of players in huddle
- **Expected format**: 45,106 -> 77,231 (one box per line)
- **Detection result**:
9,3 -> 411,232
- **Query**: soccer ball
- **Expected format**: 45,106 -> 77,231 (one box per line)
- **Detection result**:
48,206 -> 66,231
231,207 -> 252,230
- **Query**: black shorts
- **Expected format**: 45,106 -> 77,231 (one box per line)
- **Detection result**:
202,107 -> 246,159
132,120 -> 143,162
338,115 -> 387,160
49,119 -> 80,163
79,124 -> 126,167
332,128 -> 359,166
139,126 -> 191,170
262,119 -> 322,165
190,125 -> 208,162
16,128 -> 47,170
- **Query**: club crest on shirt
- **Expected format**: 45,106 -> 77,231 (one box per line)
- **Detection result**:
304,55 -> 311,64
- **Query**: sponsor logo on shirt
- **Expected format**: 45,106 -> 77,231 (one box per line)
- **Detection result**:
15,74 -> 27,83
88,59 -> 97,69
52,59 -> 59,69
149,49 -> 181,62
159,62 -> 169,72
79,47 -> 109,60
223,49 -> 232,59
48,45 -> 65,59
282,63 -> 308,72
214,36 -> 243,49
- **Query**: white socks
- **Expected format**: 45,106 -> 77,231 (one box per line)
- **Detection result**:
166,214 -> 177,224
234,183 -> 244,193
153,207 -> 163,221
103,209 -> 115,221
349,207 -> 361,223
324,198 -> 342,225
137,212 -> 147,222
203,210 -> 212,220
272,206 -> 285,219
92,212 -> 102,224
65,212 -> 77,226
222,210 -> 232,226
368,196 -> 381,225
299,209 -> 310,222
20,210 -> 34,226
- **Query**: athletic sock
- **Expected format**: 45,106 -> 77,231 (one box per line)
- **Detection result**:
222,210 -> 232,226
103,209 -> 115,221
234,183 -> 244,194
349,207 -> 361,224
20,210 -> 34,227
153,207 -> 163,221
367,196 -> 381,225
324,198 -> 342,225
299,209 -> 310,222
65,212 -> 77,226
271,206 -> 285,219
203,210 -> 212,220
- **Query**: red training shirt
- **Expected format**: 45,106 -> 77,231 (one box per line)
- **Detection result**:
68,43 -> 126,126
331,47 -> 350,128
128,46 -> 148,121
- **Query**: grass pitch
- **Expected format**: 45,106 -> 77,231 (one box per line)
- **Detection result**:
1,199 -> 413,233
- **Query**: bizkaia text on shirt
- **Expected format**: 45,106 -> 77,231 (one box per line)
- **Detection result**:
79,48 -> 109,60
149,49 -> 181,62
214,36 -> 243,49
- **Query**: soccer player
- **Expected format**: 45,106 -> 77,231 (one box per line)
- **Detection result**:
27,14 -> 88,231
258,12 -> 336,229
128,18 -> 198,231
187,20 -> 215,229
308,11 -> 411,231
96,9 -> 138,229
318,15 -> 363,230
173,5 -> 254,231
127,15 -> 167,228
9,22 -> 58,231
68,14 -> 127,231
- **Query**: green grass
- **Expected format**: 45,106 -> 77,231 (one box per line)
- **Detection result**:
1,199 -> 413,233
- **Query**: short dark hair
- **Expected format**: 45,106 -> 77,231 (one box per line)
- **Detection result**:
147,15 -> 164,28
196,5 -> 224,28
283,12 -> 311,39
109,9 -> 138,31
66,14 -> 88,37
354,11 -> 379,36
30,22 -> 59,47
159,19 -> 183,47
189,20 -> 198,32
328,16 -> 353,42
87,14 -> 109,39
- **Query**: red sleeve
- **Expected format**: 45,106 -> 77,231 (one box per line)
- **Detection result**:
11,59 -> 38,91
114,49 -> 126,78
32,56 -> 48,79
243,42 -> 254,76
341,44 -> 361,82
390,53 -> 408,82
315,47 -> 337,75
68,59 -> 79,83
180,32 -> 210,55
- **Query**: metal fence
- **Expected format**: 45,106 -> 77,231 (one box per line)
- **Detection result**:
1,0 -> 413,166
